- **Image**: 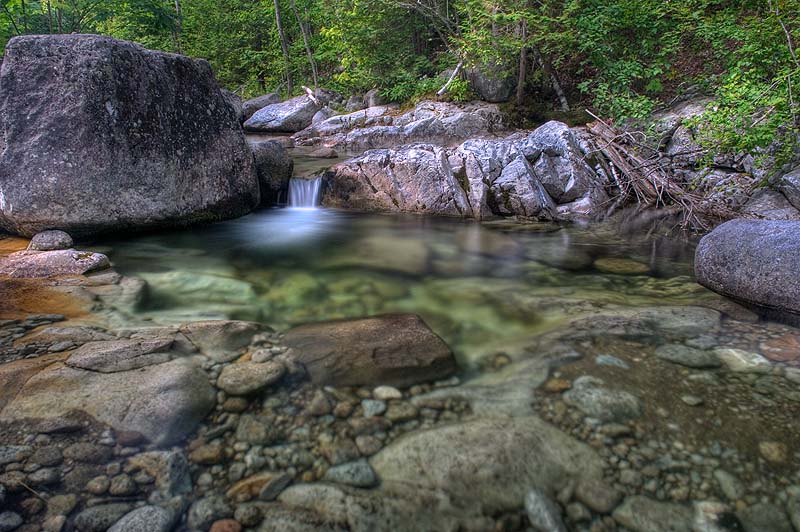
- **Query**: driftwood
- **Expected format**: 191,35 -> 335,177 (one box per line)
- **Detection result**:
582,111 -> 740,231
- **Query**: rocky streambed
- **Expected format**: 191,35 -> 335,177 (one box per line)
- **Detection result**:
1,213 -> 800,532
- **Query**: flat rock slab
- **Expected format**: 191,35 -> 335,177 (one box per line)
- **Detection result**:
283,314 -> 457,388
0,358 -> 215,446
370,416 -> 604,514
0,250 -> 109,278
180,320 -> 261,362
66,338 -> 175,373
695,219 -> 800,325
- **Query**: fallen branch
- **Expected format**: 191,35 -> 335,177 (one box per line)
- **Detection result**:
437,61 -> 463,97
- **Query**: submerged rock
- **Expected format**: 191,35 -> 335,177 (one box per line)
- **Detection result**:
612,496 -> 693,532
696,219 -> 800,325
370,416 -> 604,514
0,34 -> 259,237
283,314 -> 457,387
563,376 -> 642,422
654,344 -> 721,369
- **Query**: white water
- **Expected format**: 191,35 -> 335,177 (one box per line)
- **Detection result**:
288,177 -> 323,208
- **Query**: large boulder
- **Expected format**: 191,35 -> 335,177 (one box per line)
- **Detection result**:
248,140 -> 294,205
467,62 -> 516,103
242,93 -> 280,120
0,35 -> 259,237
695,219 -> 800,324
283,314 -> 457,387
244,95 -> 323,132
322,144 -> 474,217
0,357 -> 215,445
777,166 -> 800,211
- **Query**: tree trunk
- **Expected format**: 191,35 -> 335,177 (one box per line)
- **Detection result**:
516,19 -> 527,106
57,8 -> 62,32
534,47 -> 569,111
289,0 -> 318,89
273,0 -> 293,96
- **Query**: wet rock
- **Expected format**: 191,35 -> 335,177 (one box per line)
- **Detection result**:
612,496 -> 693,532
187,496 -> 233,530
243,93 -> 280,120
693,501 -> 739,532
180,321 -> 261,363
0,358 -> 215,446
27,231 -> 73,251
323,459 -> 379,488
0,484 -> 5,505
189,444 -> 224,465
64,442 -> 113,464
42,515 -> 66,532
373,386 -> 402,400
236,415 -> 279,445
563,376 -> 642,422
27,467 -> 60,486
713,348 -> 772,373
737,502 -> 793,532
249,140 -> 293,205
307,391 -> 332,416
361,399 -> 386,417
284,314 -> 457,388
524,489 -> 566,532
0,250 -> 109,278
108,474 -> 137,495
210,519 -> 242,532
244,95 -> 323,132
28,446 -> 62,467
713,469 -> 744,500
594,257 -> 650,275
66,338 -> 174,373
595,354 -> 631,369
0,445 -> 31,465
0,512 -> 22,532
384,402 -> 418,422
73,503 -> 133,532
226,472 -> 291,502
787,492 -> 800,532
680,394 -> 704,406
108,506 -> 174,532
0,35 -> 259,238
371,416 -> 604,513
85,476 -> 111,495
654,344 -> 721,369
574,478 -> 622,513
308,147 -> 338,158
127,450 -> 191,496
758,441 -> 789,464
217,361 -> 285,395
695,219 -> 800,325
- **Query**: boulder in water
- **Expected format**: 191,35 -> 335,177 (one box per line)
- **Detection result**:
249,140 -> 294,205
283,314 -> 457,387
0,34 -> 259,237
242,93 -> 281,120
695,219 -> 800,325
27,230 -> 73,251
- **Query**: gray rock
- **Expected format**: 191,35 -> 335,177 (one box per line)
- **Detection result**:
361,400 -> 386,417
654,344 -> 721,369
524,489 -> 567,532
249,140 -> 294,205
743,189 -> 800,220
364,89 -> 385,108
244,95 -> 322,132
243,93 -> 280,120
64,442 -> 113,464
73,504 -> 133,532
108,506 -> 174,532
236,415 -> 279,445
370,416 -> 604,514
777,166 -> 800,210
187,496 -> 232,530
0,484 -> 5,505
312,106 -> 338,125
0,358 -> 215,446
517,121 -> 606,206
0,512 -> 22,532
0,250 -> 109,278
563,376 -> 642,422
28,467 -> 61,486
612,496 -> 693,532
221,88 -> 244,123
595,354 -> 631,369
283,314 -> 457,388
217,361 -> 285,395
574,478 -> 622,513
27,230 -> 73,251
0,445 -> 31,465
468,61 -> 516,102
695,219 -> 800,325
345,94 -> 367,112
713,469 -> 744,500
66,338 -> 174,373
323,459 -> 379,488
0,35 -> 259,237
126,450 -> 191,497
180,320 -> 261,363
787,493 -> 800,532
737,502 -> 793,532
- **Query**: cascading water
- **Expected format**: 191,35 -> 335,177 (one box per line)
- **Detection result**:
288,177 -> 323,208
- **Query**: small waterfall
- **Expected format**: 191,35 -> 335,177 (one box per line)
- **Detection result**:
288,177 -> 322,208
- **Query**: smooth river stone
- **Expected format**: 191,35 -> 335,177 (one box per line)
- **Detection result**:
654,344 -> 721,369
66,338 -> 174,373
216,361 -> 285,395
